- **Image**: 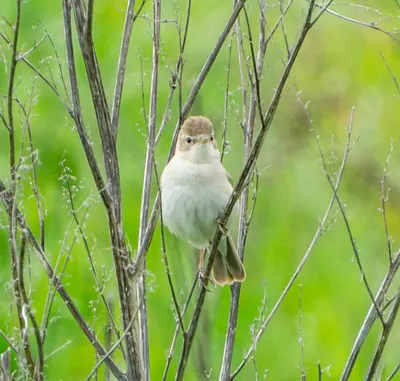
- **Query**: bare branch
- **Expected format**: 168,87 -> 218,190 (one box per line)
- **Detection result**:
18,237 -> 44,381
0,181 -> 125,381
314,3 -> 397,39
316,109 -> 385,326
111,0 -> 148,138
162,274 -> 198,381
17,33 -> 48,61
379,51 -> 400,95
380,140 -> 394,265
365,289 -> 400,380
386,363 -> 400,381
154,163 -> 186,336
136,0 -> 162,377
340,251 -> 400,380
85,297 -> 145,381
231,102 -> 350,380
175,2 -> 317,379
219,1 -> 267,378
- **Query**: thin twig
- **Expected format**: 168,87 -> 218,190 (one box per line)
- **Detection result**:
386,363 -> 400,381
111,0 -> 148,138
316,109 -> 385,326
231,102 -> 350,380
380,140 -> 394,265
162,273 -> 198,381
340,251 -> 400,380
5,1 -> 36,378
65,178 -> 123,355
365,289 -> 400,380
154,163 -> 186,336
298,285 -> 306,380
0,181 -> 125,381
219,1 -> 266,379
379,51 -> 400,95
85,297 -> 145,381
314,3 -> 396,39
18,237 -> 44,381
137,1 -> 161,377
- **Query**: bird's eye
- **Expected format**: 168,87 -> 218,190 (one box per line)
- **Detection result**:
186,137 -> 192,144
210,136 -> 214,141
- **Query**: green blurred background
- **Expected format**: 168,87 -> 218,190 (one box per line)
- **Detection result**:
1,0 -> 400,380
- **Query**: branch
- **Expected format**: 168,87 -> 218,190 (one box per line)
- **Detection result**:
316,110 -> 385,326
0,181 -> 125,381
66,0 -> 145,377
136,0 -> 161,377
85,297 -> 145,381
174,2 -> 317,379
18,237 -> 44,381
231,102 -> 351,380
5,1 -> 36,378
340,251 -> 400,380
219,1 -> 267,379
111,0 -> 147,138
365,288 -> 400,380
314,3 -> 397,39
0,31 -> 73,116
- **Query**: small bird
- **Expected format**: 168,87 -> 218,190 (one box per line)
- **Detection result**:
160,116 -> 246,286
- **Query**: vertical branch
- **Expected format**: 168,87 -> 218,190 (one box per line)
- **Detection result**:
112,0 -> 138,138
219,1 -> 266,379
62,0 -> 144,378
111,0 -> 135,134
162,274 -> 198,381
5,1 -> 35,378
380,141 -> 394,265
177,0 -> 192,129
298,286 -> 306,380
220,34 -> 233,162
18,237 -> 44,381
137,0 -> 161,378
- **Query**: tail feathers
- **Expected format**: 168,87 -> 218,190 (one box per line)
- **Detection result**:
212,236 -> 246,286
212,251 -> 234,286
225,235 -> 246,282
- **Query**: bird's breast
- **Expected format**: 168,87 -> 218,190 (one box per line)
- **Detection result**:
161,158 -> 233,248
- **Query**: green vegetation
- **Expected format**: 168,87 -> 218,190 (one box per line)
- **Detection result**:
0,1 -> 399,380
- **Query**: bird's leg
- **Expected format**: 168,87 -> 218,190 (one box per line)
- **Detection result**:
198,247 -> 205,272
198,248 -> 213,291
217,217 -> 229,236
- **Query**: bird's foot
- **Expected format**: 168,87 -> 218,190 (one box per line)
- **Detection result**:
198,269 -> 215,291
217,217 -> 228,236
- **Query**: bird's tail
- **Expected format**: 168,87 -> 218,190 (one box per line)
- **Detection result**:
212,235 -> 246,286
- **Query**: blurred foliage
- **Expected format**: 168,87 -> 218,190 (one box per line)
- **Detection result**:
0,0 -> 400,380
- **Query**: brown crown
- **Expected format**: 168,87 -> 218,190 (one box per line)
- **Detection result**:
180,116 -> 213,137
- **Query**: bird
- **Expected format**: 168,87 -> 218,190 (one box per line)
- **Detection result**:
160,116 -> 246,286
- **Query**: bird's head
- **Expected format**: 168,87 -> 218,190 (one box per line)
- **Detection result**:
176,116 -> 219,163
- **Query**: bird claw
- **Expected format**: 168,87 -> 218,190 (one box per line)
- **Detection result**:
217,217 -> 228,236
198,269 -> 215,291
